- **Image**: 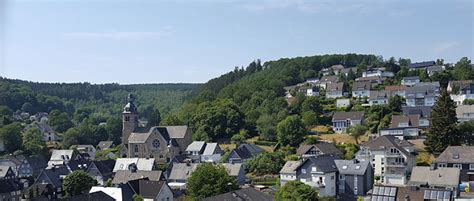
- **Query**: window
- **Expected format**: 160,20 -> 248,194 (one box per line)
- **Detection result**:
134,145 -> 139,152
312,167 -> 316,172
438,163 -> 447,168
331,176 -> 335,180
453,164 -> 462,169
300,178 -> 306,182
339,175 -> 345,180
125,116 -> 130,121
152,139 -> 160,149
470,164 -> 474,170
301,169 -> 306,174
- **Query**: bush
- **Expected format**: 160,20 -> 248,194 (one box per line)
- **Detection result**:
254,140 -> 277,146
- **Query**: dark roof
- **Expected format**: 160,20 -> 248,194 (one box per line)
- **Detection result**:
334,159 -> 370,175
234,144 -> 264,159
320,75 -> 339,83
36,165 -> 71,188
130,180 -> 167,199
402,106 -> 432,118
203,188 -> 273,201
407,61 -> 435,69
352,81 -> 371,91
67,160 -> 93,172
112,170 -> 163,184
326,82 -> 344,92
434,146 -> 474,164
27,155 -> 47,171
300,154 -> 339,173
64,191 -> 115,201
361,136 -> 413,157
296,142 -> 343,157
0,179 -> 22,193
92,160 -> 116,176
369,90 -> 393,100
402,76 -> 420,81
332,111 -> 364,121
390,114 -> 420,128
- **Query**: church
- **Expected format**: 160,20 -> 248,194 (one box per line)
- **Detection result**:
121,94 -> 192,163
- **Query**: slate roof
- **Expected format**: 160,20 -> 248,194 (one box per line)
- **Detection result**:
0,179 -> 22,193
332,111 -> 364,121
280,160 -> 303,174
390,114 -> 420,128
37,123 -> 54,133
113,158 -> 155,172
128,131 -> 152,143
112,170 -> 163,184
162,125 -> 189,139
402,106 -> 432,118
89,187 -> 123,201
448,80 -> 474,91
402,76 -> 420,81
66,160 -> 93,172
203,143 -> 221,155
134,180 -> 168,199
203,188 -> 273,201
434,146 -> 474,164
300,154 -> 339,173
27,155 -> 47,171
361,136 -> 414,157
426,65 -> 444,72
334,159 -> 370,175
233,144 -> 265,160
91,160 -> 116,176
407,61 -> 435,69
326,82 -> 344,92
97,141 -> 114,150
186,141 -> 206,152
352,81 -> 371,91
129,126 -> 188,144
37,165 -> 71,188
168,163 -> 198,181
369,90 -> 393,100
66,191 -> 115,201
320,75 -> 339,83
296,142 -> 343,157
409,166 -> 460,187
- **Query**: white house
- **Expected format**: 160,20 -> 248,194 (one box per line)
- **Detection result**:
326,82 -> 344,99
405,82 -> 440,107
368,90 -> 393,106
448,80 -> 474,105
352,81 -> 371,98
401,76 -> 420,86
384,85 -> 407,98
299,86 -> 320,97
456,105 -> 474,123
185,141 -> 222,163
362,69 -> 394,78
379,114 -> 427,139
356,136 -> 416,185
336,99 -> 351,108
318,75 -> 339,89
332,111 -> 365,133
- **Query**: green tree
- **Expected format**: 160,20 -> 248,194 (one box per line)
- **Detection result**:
301,111 -> 318,127
348,125 -> 367,144
48,109 -> 74,133
161,113 -> 184,126
133,194 -> 144,201
388,95 -> 403,113
245,152 -> 285,175
425,89 -> 461,153
256,114 -> 278,141
276,115 -> 306,146
63,170 -> 98,196
147,108 -> 161,127
452,57 -> 473,80
187,163 -> 238,199
105,117 -> 122,144
275,181 -> 319,201
22,128 -> 47,155
457,120 -> 474,145
0,122 -> 23,153
63,127 -> 81,149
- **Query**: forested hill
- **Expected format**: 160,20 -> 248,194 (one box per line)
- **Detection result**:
0,77 -> 200,119
171,54 -> 389,141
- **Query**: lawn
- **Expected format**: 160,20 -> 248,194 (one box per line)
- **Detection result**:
311,125 -> 331,134
318,133 -> 369,144
416,151 -> 435,166
219,143 -> 236,151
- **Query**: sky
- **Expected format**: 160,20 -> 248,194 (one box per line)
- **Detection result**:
0,0 -> 472,84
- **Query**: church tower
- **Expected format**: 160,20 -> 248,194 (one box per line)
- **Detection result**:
122,94 -> 138,145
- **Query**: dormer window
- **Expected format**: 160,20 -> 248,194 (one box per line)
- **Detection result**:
125,116 -> 130,122
453,154 -> 459,159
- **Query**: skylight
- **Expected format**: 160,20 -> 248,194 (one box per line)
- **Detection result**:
342,165 -> 348,169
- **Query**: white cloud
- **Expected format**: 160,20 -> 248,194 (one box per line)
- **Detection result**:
63,28 -> 173,40
434,41 -> 459,53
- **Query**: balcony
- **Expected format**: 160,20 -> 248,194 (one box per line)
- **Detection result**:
385,152 -> 402,157
385,162 -> 407,167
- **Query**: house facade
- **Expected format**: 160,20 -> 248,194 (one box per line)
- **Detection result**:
352,81 -> 371,98
332,111 -> 365,133
368,90 -> 393,106
433,146 -> 474,183
384,85 -> 407,98
296,143 -> 343,159
335,159 -> 373,196
448,80 -> 474,105
379,114 -> 427,139
401,76 -> 420,86
405,82 -> 440,107
326,82 -> 344,99
355,136 -> 416,185
226,144 -> 264,163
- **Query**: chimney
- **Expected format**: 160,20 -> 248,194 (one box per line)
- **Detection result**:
404,195 -> 410,201
353,159 -> 359,164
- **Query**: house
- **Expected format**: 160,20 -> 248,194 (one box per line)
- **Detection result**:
0,179 -> 23,201
335,159 -> 373,196
332,111 -> 365,133
405,82 -> 440,107
112,170 -> 163,185
29,112 -> 49,123
67,191 -> 116,201
296,142 -> 343,159
336,99 -> 351,108
409,166 -> 461,197
401,76 -> 420,86
379,114 -> 427,139
89,186 -> 124,201
321,64 -> 345,76
121,94 -> 192,162
203,188 -> 273,201
326,82 -> 345,99
86,160 -> 116,186
341,67 -> 357,77
167,163 -> 198,189
448,80 -> 474,105
298,85 -> 320,97
97,141 -> 114,150
352,81 -> 371,98
306,77 -> 319,83
279,154 -> 339,196
318,75 -> 339,89
355,76 -> 385,86
362,69 -> 394,78
34,165 -> 71,198
407,61 -> 435,71
0,155 -> 46,178
72,144 -> 97,160
384,85 -> 407,98
36,123 -> 58,142
368,90 -> 393,106
427,65 -> 445,76
113,158 -> 155,172
433,146 -> 474,183
222,163 -> 246,185
185,141 -> 223,163
456,105 -> 474,122
47,149 -> 81,167
0,165 -> 16,179
355,136 -> 416,185
368,185 -> 455,201
402,106 -> 432,119
226,143 -> 264,163
127,179 -> 174,201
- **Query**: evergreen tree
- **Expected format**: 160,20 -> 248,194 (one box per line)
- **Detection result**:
425,89 -> 461,153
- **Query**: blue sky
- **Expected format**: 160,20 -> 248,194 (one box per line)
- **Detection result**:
0,0 -> 472,84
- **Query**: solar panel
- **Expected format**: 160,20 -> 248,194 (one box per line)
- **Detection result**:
424,190 -> 430,199
431,190 -> 437,199
389,187 -> 396,196
384,187 -> 391,196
